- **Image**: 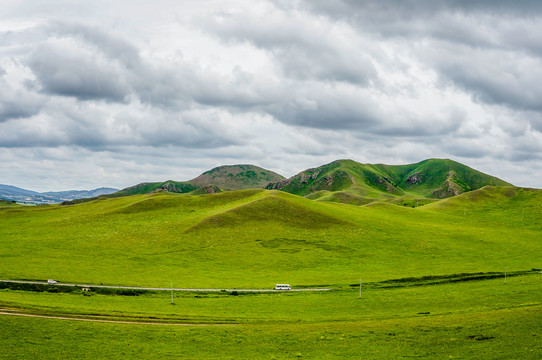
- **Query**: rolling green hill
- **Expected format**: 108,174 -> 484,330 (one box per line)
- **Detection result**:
1,184 -> 541,359
115,180 -> 199,196
266,158 -> 511,204
1,171 -> 538,359
115,164 -> 284,197
189,164 -> 284,190
0,199 -> 19,207
67,159 -> 509,206
1,186 -> 539,289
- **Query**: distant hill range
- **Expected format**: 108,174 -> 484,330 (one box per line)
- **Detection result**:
6,159 -> 514,206
79,159 -> 511,207
265,159 -> 511,206
0,185 -> 118,205
115,164 -> 285,198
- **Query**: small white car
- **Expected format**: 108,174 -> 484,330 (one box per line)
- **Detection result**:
47,279 -> 58,284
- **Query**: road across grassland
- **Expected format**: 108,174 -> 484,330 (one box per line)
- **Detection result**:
0,279 -> 330,292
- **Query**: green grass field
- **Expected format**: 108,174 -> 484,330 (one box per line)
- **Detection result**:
1,186 -> 541,358
1,274 -> 540,359
1,187 -> 540,288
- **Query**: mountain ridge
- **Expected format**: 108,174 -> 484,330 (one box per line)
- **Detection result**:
265,158 -> 511,203
8,159 -> 515,205
0,185 -> 118,204
113,164 -> 285,198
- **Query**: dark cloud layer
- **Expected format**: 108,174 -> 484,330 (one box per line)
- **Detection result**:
0,95 -> 42,123
293,0 -> 542,23
433,49 -> 542,112
0,76 -> 43,122
199,10 -> 377,86
27,43 -> 131,102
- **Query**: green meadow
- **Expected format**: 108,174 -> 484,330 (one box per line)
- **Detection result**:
1,186 -> 541,358
0,274 -> 540,358
1,187 -> 540,288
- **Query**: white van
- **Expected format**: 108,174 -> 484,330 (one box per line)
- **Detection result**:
47,279 -> 57,284
274,284 -> 291,290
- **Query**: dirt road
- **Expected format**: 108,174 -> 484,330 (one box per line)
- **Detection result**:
0,308 -> 233,326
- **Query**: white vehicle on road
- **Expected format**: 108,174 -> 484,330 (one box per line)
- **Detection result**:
274,284 -> 291,290
47,279 -> 57,284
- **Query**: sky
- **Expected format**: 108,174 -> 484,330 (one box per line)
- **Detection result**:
1,0 -> 542,192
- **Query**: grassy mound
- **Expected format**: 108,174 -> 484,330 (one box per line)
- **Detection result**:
0,199 -> 19,207
187,192 -> 348,232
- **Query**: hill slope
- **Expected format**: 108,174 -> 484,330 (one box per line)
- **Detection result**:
64,159 -> 512,205
266,159 -> 511,204
376,159 -> 511,197
190,164 -> 284,191
1,186 -> 539,288
0,199 -> 19,207
115,164 -> 284,197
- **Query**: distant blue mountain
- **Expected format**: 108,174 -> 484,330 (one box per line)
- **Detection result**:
0,185 -> 118,204
0,184 -> 41,197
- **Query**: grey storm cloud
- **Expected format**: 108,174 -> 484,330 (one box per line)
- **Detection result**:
370,110 -> 465,138
27,42 -> 131,102
286,0 -> 542,114
199,10 -> 377,86
0,76 -> 44,123
292,0 -> 542,24
0,105 -> 241,149
267,93 -> 378,130
0,21 -> 254,151
9,15 -> 475,142
46,22 -> 142,69
23,22 -> 280,111
134,62 -> 281,110
522,112 -> 542,133
7,5 -> 542,141
432,49 -> 542,112
21,22 -> 170,106
0,93 -> 42,123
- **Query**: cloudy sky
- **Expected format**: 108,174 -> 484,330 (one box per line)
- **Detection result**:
1,0 -> 542,191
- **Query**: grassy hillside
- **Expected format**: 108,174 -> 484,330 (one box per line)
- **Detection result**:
75,159 -> 509,206
383,158 -> 511,198
266,159 -> 400,198
190,164 -> 284,191
116,180 -> 199,196
111,164 -> 284,197
1,186 -> 539,289
1,185 -> 540,359
267,158 -> 511,205
0,199 -> 19,207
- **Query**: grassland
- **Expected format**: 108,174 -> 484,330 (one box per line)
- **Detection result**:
0,273 -> 540,358
1,185 -> 540,358
0,199 -> 19,208
0,187 -> 540,288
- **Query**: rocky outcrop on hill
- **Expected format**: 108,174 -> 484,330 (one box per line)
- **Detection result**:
406,172 -> 422,184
